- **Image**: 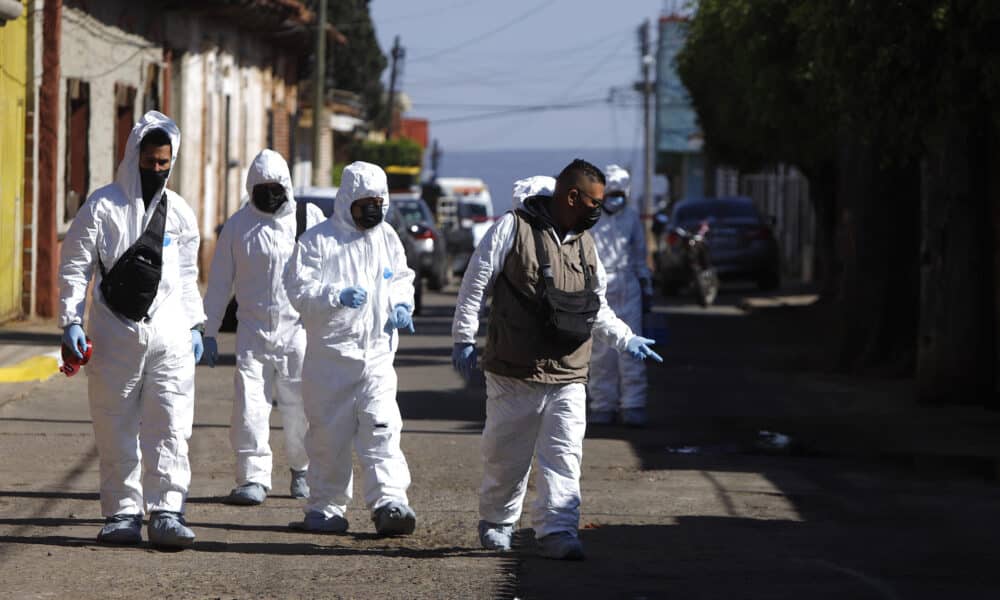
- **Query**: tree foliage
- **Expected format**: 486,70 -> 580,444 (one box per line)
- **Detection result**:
322,0 -> 387,121
353,138 -> 423,168
677,0 -> 1000,391
677,0 -> 1000,171
676,0 -> 837,176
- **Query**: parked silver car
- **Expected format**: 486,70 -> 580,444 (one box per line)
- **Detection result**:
388,193 -> 450,291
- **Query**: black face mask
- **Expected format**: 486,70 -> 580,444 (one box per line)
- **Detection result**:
578,204 -> 602,231
251,185 -> 288,214
139,168 -> 170,207
354,202 -> 384,229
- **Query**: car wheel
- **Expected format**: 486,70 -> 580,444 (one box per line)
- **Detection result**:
757,271 -> 780,292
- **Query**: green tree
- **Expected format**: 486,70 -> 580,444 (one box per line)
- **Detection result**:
677,0 -> 1000,401
353,138 -> 423,167
313,0 -> 387,122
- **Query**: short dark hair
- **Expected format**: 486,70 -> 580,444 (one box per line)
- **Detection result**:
556,158 -> 606,190
139,128 -> 172,152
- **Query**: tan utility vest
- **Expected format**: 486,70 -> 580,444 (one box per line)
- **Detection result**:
482,209 -> 600,384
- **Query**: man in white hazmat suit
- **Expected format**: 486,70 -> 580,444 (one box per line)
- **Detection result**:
58,111 -> 205,549
451,160 -> 662,560
587,165 -> 654,427
202,149 -> 324,505
284,161 -> 419,536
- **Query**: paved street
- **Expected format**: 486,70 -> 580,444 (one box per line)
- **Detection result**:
2,287 -> 1000,599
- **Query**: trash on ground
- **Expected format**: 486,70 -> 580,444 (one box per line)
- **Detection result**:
756,430 -> 792,451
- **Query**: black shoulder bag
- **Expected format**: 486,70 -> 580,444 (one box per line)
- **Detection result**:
98,197 -> 168,321
530,223 -> 601,346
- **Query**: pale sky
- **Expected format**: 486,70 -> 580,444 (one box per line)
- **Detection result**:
369,0 -> 669,151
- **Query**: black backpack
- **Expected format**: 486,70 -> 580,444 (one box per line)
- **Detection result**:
98,196 -> 168,321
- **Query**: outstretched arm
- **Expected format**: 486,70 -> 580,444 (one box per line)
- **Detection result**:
451,213 -> 516,344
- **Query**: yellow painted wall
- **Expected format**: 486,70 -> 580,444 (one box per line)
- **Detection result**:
0,3 -> 27,321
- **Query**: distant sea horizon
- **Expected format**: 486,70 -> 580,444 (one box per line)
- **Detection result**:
432,147 -> 669,215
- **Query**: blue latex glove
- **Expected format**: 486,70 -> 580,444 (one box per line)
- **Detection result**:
191,330 -> 204,363
626,336 -> 663,362
388,304 -> 415,333
62,324 -> 87,359
339,286 -> 368,309
452,343 -> 477,380
202,336 -> 218,367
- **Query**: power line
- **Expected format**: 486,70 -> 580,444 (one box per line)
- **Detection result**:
408,0 -> 556,63
431,97 -> 609,125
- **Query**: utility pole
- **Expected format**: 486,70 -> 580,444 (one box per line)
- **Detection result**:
429,138 -> 441,180
386,35 -> 404,139
311,0 -> 327,186
639,19 -> 655,235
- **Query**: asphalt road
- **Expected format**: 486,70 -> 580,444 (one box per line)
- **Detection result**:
1,285 -> 999,599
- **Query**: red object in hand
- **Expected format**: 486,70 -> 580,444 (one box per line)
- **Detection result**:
60,338 -> 93,377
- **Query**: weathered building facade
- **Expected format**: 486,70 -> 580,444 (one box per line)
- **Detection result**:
15,0 -> 316,319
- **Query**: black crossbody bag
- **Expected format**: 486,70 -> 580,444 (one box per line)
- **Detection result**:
530,223 -> 601,346
98,197 -> 167,321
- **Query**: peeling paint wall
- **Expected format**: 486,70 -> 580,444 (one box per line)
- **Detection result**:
57,3 -> 163,233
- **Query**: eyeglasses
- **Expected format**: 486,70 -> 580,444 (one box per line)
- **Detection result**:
574,188 -> 604,208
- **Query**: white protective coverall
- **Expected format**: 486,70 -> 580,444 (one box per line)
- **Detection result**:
203,150 -> 324,490
451,176 -> 635,538
284,161 -> 416,518
58,111 -> 205,517
587,165 -> 653,413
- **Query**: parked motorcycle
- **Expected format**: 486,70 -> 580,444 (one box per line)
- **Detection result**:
666,221 -> 720,307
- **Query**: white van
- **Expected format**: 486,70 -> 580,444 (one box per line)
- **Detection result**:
432,177 -> 493,274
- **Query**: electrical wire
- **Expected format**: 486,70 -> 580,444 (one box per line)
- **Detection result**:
408,0 -> 556,63
430,97 -> 608,124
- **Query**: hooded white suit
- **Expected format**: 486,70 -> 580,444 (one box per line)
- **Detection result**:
588,165 -> 652,414
58,111 -> 205,517
203,150 -> 324,490
284,161 -> 416,518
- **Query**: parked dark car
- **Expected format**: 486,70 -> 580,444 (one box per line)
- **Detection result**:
654,196 -> 780,293
388,192 -> 450,291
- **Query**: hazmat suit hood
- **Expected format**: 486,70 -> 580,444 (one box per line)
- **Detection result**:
513,175 -> 556,223
333,161 -> 390,233
604,164 -> 630,197
115,110 -> 180,213
245,149 -> 296,219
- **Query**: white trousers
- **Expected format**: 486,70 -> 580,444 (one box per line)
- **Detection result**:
480,373 -> 587,538
588,272 -> 646,412
86,308 -> 195,517
232,332 -> 310,490
302,354 -> 410,517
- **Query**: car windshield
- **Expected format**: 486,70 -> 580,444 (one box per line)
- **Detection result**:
459,203 -> 488,219
674,201 -> 759,223
395,200 -> 430,226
